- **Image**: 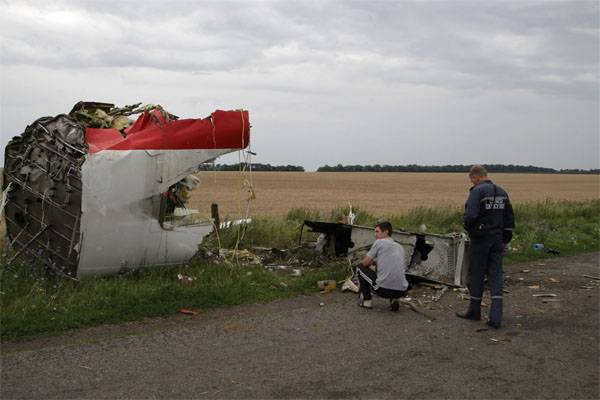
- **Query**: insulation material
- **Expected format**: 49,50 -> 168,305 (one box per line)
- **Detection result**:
3,102 -> 250,277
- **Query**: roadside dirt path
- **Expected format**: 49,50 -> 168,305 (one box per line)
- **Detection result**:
2,253 -> 599,399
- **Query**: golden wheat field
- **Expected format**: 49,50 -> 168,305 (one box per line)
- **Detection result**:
188,172 -> 600,218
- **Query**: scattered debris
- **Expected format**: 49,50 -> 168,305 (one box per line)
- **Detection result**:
177,274 -> 196,286
220,249 -> 262,264
583,275 -> 600,281
533,243 -> 545,251
527,285 -> 540,289
521,269 -> 531,273
317,280 -> 337,292
542,299 -> 561,303
549,277 -> 560,283
341,278 -> 359,293
546,248 -> 560,255
432,285 -> 449,302
399,298 -> 436,320
264,264 -> 292,271
319,302 -> 325,307
179,308 -> 199,316
533,293 -> 557,298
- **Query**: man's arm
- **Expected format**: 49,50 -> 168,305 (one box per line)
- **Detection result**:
502,196 -> 515,245
361,255 -> 374,267
463,187 -> 481,230
361,240 -> 380,267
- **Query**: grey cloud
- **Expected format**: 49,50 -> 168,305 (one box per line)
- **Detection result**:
1,1 -> 597,99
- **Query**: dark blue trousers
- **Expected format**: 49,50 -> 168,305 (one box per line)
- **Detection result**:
467,235 -> 504,324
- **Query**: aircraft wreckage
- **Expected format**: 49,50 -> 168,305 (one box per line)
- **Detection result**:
302,221 -> 470,287
3,102 -> 250,278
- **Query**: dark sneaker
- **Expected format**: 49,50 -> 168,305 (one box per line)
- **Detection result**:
486,320 -> 501,329
456,311 -> 481,321
390,299 -> 400,312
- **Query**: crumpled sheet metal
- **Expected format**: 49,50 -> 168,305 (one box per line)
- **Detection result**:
3,103 -> 250,277
349,225 -> 470,287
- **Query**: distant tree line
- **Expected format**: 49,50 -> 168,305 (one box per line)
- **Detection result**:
316,164 -> 600,174
198,163 -> 305,172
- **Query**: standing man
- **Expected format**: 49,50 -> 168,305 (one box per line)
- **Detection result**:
357,221 -> 409,312
457,165 -> 515,328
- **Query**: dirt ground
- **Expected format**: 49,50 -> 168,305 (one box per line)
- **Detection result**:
1,253 -> 599,399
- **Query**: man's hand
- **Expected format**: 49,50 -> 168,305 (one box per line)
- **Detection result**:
361,255 -> 374,267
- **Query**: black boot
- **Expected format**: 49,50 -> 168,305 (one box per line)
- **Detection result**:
487,298 -> 502,328
456,300 -> 481,320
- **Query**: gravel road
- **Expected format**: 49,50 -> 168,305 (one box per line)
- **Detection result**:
2,252 -> 599,399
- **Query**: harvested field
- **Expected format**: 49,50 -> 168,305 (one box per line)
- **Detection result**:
189,172 -> 600,218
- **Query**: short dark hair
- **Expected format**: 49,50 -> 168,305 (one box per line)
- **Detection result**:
375,221 -> 393,235
469,164 -> 488,177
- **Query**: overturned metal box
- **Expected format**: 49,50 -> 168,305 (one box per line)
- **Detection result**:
3,102 -> 250,277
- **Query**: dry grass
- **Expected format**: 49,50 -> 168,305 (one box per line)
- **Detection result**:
189,172 -> 600,218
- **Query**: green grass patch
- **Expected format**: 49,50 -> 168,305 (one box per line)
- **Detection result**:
0,257 -> 349,341
1,199 -> 598,340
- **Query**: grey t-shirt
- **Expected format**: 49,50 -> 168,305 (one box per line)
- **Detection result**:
367,237 -> 409,291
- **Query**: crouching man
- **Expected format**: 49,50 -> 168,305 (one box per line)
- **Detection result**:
357,221 -> 409,311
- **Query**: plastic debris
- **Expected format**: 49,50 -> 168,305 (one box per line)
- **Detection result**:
177,274 -> 196,286
341,278 -> 359,293
220,249 -> 262,264
533,293 -> 557,297
179,308 -> 199,316
317,280 -> 337,292
432,285 -> 449,302
583,275 -> 600,281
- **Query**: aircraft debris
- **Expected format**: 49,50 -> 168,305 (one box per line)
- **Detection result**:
432,285 -> 449,302
3,101 -> 250,277
179,308 -> 199,316
317,280 -> 337,292
301,221 -> 470,286
341,278 -> 359,293
399,298 -> 436,320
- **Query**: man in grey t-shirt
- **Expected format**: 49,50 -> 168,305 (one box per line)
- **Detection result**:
357,221 -> 409,311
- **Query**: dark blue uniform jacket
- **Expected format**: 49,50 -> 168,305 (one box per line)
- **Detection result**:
464,180 -> 515,243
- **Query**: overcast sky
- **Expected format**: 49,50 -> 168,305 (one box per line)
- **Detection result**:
1,0 -> 598,170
